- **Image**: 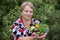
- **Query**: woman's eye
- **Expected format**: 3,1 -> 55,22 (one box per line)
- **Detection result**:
25,10 -> 28,12
30,11 -> 33,13
24,10 -> 33,13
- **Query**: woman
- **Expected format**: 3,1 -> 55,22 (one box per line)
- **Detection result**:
11,1 -> 48,40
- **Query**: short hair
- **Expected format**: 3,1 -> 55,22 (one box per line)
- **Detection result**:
20,1 -> 34,12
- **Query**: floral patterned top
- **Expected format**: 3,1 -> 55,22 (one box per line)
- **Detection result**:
11,18 -> 40,40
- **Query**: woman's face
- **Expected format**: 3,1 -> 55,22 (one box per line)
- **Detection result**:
21,5 -> 33,20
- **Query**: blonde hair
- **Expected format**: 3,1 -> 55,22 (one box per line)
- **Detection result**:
20,1 -> 34,12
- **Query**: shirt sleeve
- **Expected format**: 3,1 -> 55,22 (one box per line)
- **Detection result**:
32,18 -> 40,24
11,22 -> 18,35
11,22 -> 22,38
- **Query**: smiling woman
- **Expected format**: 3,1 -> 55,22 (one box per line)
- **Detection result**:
11,1 -> 47,40
20,1 -> 34,20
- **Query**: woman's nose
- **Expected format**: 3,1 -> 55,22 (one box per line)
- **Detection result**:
28,12 -> 31,14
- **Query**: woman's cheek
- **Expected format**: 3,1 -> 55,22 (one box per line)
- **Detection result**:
30,13 -> 33,17
22,12 -> 26,17
32,13 -> 33,15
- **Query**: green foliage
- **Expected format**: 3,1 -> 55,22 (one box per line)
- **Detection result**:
0,0 -> 60,40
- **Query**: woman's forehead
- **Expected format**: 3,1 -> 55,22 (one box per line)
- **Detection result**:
20,1 -> 34,12
23,5 -> 33,11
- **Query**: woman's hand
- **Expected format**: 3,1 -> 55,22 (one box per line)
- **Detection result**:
37,33 -> 47,40
18,36 -> 35,40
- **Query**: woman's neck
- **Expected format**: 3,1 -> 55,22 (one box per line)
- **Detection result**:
21,17 -> 31,28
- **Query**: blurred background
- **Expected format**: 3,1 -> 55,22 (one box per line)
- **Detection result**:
0,0 -> 60,40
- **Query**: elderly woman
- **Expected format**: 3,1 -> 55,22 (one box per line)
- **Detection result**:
11,1 -> 48,40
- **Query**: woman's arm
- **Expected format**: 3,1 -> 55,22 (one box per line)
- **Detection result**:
18,36 -> 35,40
35,32 -> 47,40
18,32 -> 47,40
39,32 -> 47,38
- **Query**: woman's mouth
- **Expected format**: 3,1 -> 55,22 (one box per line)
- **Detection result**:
26,15 -> 31,17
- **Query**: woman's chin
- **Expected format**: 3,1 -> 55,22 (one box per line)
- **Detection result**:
25,17 -> 31,20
